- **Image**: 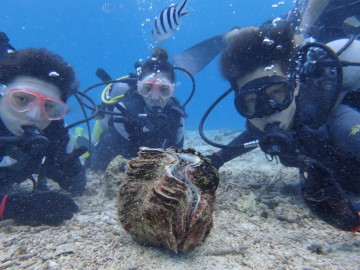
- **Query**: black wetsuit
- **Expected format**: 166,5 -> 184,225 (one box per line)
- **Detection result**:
0,120 -> 86,195
89,89 -> 186,171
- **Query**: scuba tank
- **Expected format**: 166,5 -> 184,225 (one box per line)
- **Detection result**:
327,38 -> 360,92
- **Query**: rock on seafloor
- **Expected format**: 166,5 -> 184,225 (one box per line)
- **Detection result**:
102,155 -> 128,199
111,147 -> 219,253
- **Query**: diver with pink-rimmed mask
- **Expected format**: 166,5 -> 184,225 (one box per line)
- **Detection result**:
87,48 -> 186,171
0,36 -> 87,226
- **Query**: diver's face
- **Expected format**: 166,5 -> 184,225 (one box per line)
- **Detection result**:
0,76 -> 63,136
236,66 -> 299,132
137,72 -> 174,109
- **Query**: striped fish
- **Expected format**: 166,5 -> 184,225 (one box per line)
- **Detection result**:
152,0 -> 190,42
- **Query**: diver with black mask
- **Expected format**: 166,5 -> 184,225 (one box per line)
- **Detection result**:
0,38 -> 90,226
86,48 -> 187,171
203,23 -> 360,233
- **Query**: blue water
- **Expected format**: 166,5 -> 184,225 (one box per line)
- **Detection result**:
0,0 -> 294,131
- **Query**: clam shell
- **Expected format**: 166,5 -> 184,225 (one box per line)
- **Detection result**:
115,147 -> 219,253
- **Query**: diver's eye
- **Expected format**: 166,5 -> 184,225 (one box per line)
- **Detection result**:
141,83 -> 153,95
159,85 -> 171,98
44,100 -> 56,114
44,99 -> 67,119
243,93 -> 257,115
266,85 -> 287,104
9,91 -> 36,109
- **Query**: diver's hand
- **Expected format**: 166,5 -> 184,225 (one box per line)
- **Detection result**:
299,156 -> 360,232
300,46 -> 330,77
1,192 -> 79,226
57,170 -> 87,196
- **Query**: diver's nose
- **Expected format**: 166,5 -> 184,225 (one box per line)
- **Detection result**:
149,88 -> 160,99
25,105 -> 42,120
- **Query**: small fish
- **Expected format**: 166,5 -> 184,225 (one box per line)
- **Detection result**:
152,0 -> 190,42
102,2 -> 115,13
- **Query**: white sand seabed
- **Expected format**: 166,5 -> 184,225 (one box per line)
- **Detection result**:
1,130 -> 360,270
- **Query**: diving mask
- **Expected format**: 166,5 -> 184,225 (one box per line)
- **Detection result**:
235,76 -> 294,119
5,88 -> 68,120
137,77 -> 174,99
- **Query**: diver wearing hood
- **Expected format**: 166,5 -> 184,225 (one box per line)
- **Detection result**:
206,22 -> 360,233
88,48 -> 186,171
0,42 -> 86,226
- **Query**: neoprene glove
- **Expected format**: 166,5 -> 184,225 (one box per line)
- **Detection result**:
0,192 -> 79,226
299,156 -> 360,232
57,170 -> 87,196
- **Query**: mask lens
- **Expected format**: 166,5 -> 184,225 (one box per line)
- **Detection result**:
44,98 -> 68,120
158,84 -> 172,98
139,82 -> 153,97
265,84 -> 290,106
8,90 -> 37,111
235,76 -> 294,119
242,92 -> 257,117
138,79 -> 174,99
6,88 -> 67,120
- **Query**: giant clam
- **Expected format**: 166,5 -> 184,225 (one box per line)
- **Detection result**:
116,147 -> 219,253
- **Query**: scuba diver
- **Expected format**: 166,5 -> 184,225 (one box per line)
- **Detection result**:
0,34 -> 87,226
202,21 -> 360,233
165,0 -> 360,232
87,48 -> 186,171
